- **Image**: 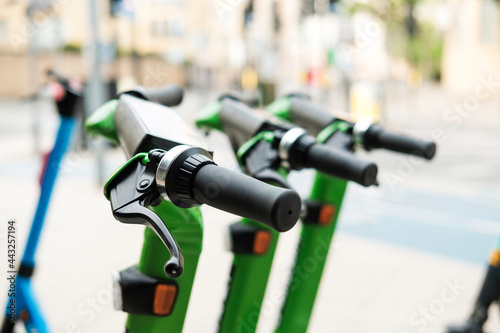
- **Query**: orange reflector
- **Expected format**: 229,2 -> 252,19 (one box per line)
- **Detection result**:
20,310 -> 29,322
153,284 -> 178,316
253,230 -> 271,255
318,204 -> 336,225
490,250 -> 500,267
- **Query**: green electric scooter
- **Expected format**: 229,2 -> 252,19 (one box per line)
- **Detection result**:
85,86 -> 302,333
265,93 -> 436,333
196,95 -> 379,333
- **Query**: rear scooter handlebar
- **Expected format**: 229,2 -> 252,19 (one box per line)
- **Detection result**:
360,123 -> 436,160
124,84 -> 184,107
217,99 -> 378,186
282,96 -> 436,160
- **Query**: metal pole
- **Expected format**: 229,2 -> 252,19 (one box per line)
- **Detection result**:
85,0 -> 107,185
27,4 -> 41,156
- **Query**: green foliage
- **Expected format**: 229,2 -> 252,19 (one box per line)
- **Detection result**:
347,0 -> 444,81
62,43 -> 82,53
409,23 -> 443,81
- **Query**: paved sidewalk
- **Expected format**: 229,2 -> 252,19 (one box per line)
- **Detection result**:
0,174 -> 498,332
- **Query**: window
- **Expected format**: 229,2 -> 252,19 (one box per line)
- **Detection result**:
0,21 -> 6,41
151,20 -> 184,37
480,0 -> 499,43
168,20 -> 183,37
151,21 -> 165,36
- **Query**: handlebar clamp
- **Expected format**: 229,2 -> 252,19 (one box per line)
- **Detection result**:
156,145 -> 216,208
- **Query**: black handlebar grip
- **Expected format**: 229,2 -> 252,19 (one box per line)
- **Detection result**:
192,164 -> 301,232
365,125 -> 436,160
289,97 -> 336,136
129,85 -> 184,107
305,144 -> 378,187
219,98 -> 268,151
220,90 -> 261,108
220,98 -> 264,138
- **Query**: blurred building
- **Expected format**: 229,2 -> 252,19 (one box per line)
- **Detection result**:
0,0 -> 247,96
3,0 -> 497,98
0,0 -> 346,97
442,0 -> 500,94
243,0 -> 341,89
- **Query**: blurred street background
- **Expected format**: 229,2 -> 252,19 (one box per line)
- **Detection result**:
1,0 -> 500,332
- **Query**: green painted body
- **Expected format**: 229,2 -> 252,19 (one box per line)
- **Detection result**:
196,99 -> 350,333
196,100 -> 223,131
85,100 -> 204,333
85,99 -> 120,144
127,203 -> 203,333
275,175 -> 347,333
196,103 -> 281,333
236,131 -> 274,165
266,99 -> 349,333
265,97 -> 292,122
218,219 -> 279,333
218,165 -> 290,333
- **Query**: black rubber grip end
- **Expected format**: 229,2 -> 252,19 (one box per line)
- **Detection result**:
220,90 -> 261,107
128,85 -> 184,107
144,85 -> 184,107
360,162 -> 378,187
270,189 -> 302,232
192,164 -> 301,232
365,125 -> 437,160
305,144 -> 378,187
421,141 -> 436,160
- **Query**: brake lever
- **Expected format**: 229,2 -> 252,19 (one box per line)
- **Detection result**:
245,142 -> 310,221
252,169 -> 292,189
240,137 -> 315,221
323,128 -> 380,186
241,139 -> 293,188
105,151 -> 184,278
323,129 -> 356,152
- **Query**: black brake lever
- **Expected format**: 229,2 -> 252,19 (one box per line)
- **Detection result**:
244,141 -> 309,220
252,169 -> 292,189
242,139 -> 292,189
323,129 -> 380,186
105,151 -> 184,278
